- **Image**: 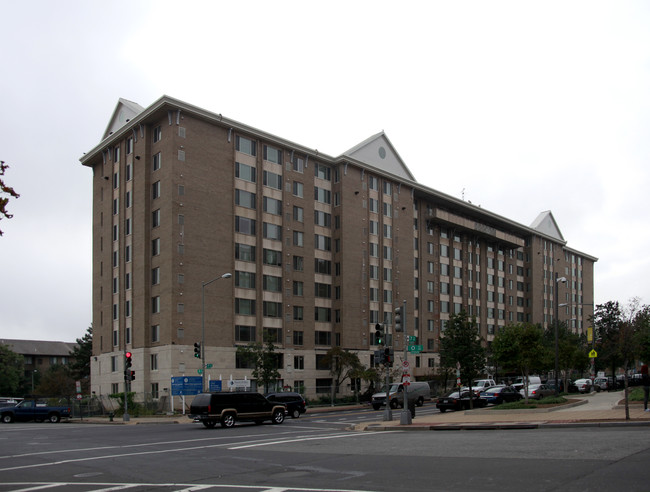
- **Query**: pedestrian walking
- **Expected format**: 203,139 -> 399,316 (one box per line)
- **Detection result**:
641,364 -> 650,412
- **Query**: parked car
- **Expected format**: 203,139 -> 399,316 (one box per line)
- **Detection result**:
545,379 -> 577,393
519,383 -> 554,400
574,379 -> 593,393
511,376 -> 542,392
461,379 -> 497,394
480,385 -> 522,405
436,390 -> 487,413
371,382 -> 431,410
0,399 -> 71,423
189,392 -> 286,428
265,392 -> 307,418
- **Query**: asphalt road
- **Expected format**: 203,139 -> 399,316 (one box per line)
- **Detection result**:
1,408 -> 649,492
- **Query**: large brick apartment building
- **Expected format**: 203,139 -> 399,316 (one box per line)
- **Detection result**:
80,95 -> 596,398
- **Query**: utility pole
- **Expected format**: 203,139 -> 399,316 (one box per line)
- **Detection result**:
395,300 -> 412,425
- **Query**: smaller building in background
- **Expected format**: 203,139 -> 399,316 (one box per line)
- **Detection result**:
0,339 -> 78,380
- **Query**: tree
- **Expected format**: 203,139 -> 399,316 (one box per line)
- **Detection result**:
0,344 -> 24,395
68,326 -> 93,393
439,311 -> 486,407
492,323 -> 549,402
35,365 -> 75,398
0,161 -> 20,236
235,334 -> 281,393
542,322 -> 589,391
321,347 -> 364,400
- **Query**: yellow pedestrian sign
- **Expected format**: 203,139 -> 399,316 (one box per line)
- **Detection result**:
589,349 -> 597,358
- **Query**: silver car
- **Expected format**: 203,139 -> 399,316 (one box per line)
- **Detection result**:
574,378 -> 593,393
519,383 -> 554,400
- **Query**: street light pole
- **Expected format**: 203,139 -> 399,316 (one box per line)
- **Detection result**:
201,272 -> 232,392
554,273 -> 567,397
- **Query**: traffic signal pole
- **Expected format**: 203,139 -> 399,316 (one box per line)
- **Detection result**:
399,300 -> 412,425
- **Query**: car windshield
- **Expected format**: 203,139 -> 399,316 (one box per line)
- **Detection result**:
388,384 -> 402,393
445,391 -> 461,398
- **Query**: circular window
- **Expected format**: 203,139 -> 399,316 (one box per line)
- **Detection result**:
378,146 -> 386,159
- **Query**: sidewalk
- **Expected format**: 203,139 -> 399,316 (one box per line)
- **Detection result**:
356,390 -> 650,431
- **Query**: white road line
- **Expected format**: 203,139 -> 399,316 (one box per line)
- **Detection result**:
228,430 -> 399,450
2,483 -> 379,492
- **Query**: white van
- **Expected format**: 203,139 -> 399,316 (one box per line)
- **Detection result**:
371,382 -> 431,410
512,376 -> 541,392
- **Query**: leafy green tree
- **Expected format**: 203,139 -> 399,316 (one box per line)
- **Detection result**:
593,301 -> 625,382
321,347 -> 363,395
0,160 -> 20,236
35,364 -> 75,398
68,326 -> 93,393
235,333 -> 281,393
439,311 -> 486,407
0,344 -> 24,395
542,322 -> 589,390
492,323 -> 548,402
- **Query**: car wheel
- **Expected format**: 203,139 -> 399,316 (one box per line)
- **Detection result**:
272,409 -> 285,424
48,413 -> 60,423
416,397 -> 424,407
1,413 -> 13,423
390,399 -> 399,410
439,408 -> 446,413
202,420 -> 216,429
291,408 -> 300,419
372,404 -> 381,411
220,413 -> 236,428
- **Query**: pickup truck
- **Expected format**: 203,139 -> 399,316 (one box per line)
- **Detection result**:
0,399 -> 71,423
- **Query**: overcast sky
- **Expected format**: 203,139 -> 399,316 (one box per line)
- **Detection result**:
1,1 -> 648,343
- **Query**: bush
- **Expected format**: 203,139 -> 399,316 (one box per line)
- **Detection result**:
496,396 -> 568,410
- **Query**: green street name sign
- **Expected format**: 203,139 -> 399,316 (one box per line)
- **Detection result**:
407,336 -> 417,342
408,345 -> 423,353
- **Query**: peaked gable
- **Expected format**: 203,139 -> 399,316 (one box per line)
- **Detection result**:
530,211 -> 565,242
342,132 -> 415,181
102,98 -> 145,141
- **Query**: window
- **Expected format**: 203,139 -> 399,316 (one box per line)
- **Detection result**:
293,256 -> 304,271
368,175 -> 378,190
294,356 -> 304,369
293,206 -> 304,222
125,218 -> 131,236
263,196 -> 282,215
383,202 -> 392,217
293,231 -> 304,246
152,152 -> 161,171
315,307 -> 331,322
293,331 -> 304,345
314,163 -> 331,181
236,135 -> 256,156
315,234 -> 331,251
383,246 -> 392,260
314,210 -> 331,227
263,171 -> 282,190
152,209 -> 160,228
125,272 -> 131,290
263,275 -> 282,292
235,271 -> 256,289
263,327 -> 282,344
369,198 -> 378,213
152,296 -> 160,314
153,126 -> 162,143
293,156 -> 304,173
235,216 -> 256,235
314,187 -> 331,204
383,181 -> 392,195
235,325 -> 256,342
152,181 -> 161,199
369,265 -> 379,279
113,198 -> 119,215
293,181 -> 304,198
264,145 -> 282,164
126,137 -> 133,154
440,244 -> 449,257
263,301 -> 282,318
236,243 -> 256,262
235,189 -> 256,209
383,224 -> 392,239
370,243 -> 379,257
235,162 -> 256,182
293,281 -> 304,296
315,331 -> 332,345
263,248 -> 282,266
152,238 -> 160,256
152,267 -> 160,285
293,306 -> 304,321
315,282 -> 331,298
235,298 -> 256,315
263,222 -> 282,240
314,258 -> 331,275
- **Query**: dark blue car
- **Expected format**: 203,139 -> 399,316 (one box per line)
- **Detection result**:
479,385 -> 522,405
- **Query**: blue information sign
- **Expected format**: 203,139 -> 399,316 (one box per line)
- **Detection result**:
170,376 -> 203,396
209,380 -> 222,392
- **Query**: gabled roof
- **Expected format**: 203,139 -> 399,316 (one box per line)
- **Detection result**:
102,98 -> 145,141
530,211 -> 565,242
341,131 -> 416,181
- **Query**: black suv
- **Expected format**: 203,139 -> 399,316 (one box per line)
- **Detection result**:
265,392 -> 307,418
189,392 -> 286,428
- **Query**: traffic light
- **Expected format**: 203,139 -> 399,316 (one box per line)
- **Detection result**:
374,324 -> 385,346
384,347 -> 391,366
130,371 -> 135,381
194,342 -> 201,358
125,351 -> 132,369
394,307 -> 403,332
